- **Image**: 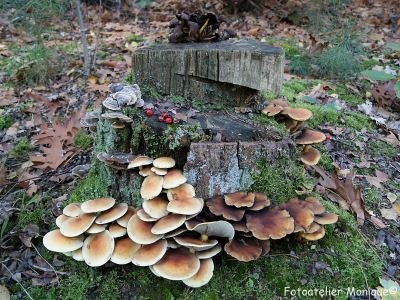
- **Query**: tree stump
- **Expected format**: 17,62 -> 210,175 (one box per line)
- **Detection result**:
132,39 -> 284,106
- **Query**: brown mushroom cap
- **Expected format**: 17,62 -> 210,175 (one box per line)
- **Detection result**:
300,146 -> 321,166
55,214 -> 71,227
306,222 -> 323,233
81,198 -> 116,213
43,229 -> 84,253
182,258 -> 214,288
173,236 -> 218,251
60,213 -> 96,237
63,203 -> 82,217
295,129 -> 326,145
280,198 -> 314,231
153,157 -> 175,169
131,239 -> 168,266
224,236 -> 262,262
185,220 -> 235,241
142,195 -> 169,219
304,197 -> 326,215
224,192 -> 255,208
71,248 -> 84,261
151,214 -> 187,235
262,103 -> 284,116
167,197 -> 204,215
136,209 -> 158,222
141,175 -> 164,200
82,230 -> 115,267
314,212 -> 338,225
246,207 -> 294,240
196,245 -> 222,259
206,196 -> 245,221
127,155 -> 153,169
150,167 -> 168,176
152,248 -> 200,280
108,223 -> 127,238
271,99 -> 288,107
86,223 -> 106,234
163,169 -> 187,189
110,237 -> 140,265
167,183 -> 196,201
231,220 -> 250,233
95,203 -> 129,225
127,215 -> 163,245
139,166 -> 155,177
116,206 -> 136,227
248,192 -> 271,211
283,107 -> 313,121
164,227 -> 187,238
298,226 -> 325,241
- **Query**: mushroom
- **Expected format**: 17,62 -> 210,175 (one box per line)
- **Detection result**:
280,198 -> 314,232
138,166 -> 155,177
63,203 -> 82,217
95,203 -> 129,225
55,214 -> 71,227
101,112 -> 133,129
136,209 -> 159,222
43,229 -> 84,253
141,175 -> 164,200
281,107 -> 313,133
150,167 -> 168,176
314,212 -> 338,225
86,223 -> 107,234
152,248 -> 200,280
142,195 -> 169,219
162,169 -> 187,189
300,146 -> 321,166
248,192 -> 271,211
182,258 -> 214,288
60,213 -> 97,237
195,245 -> 222,259
110,237 -> 140,265
185,220 -> 235,241
153,157 -> 176,169
304,197 -> 326,215
131,239 -> 168,266
206,195 -> 245,221
81,198 -> 116,213
71,248 -> 84,261
173,235 -> 219,251
103,96 -> 121,111
261,99 -> 288,116
82,230 -> 115,267
167,197 -> 204,215
108,223 -> 127,238
224,192 -> 255,208
246,207 -> 294,240
224,236 -> 262,262
116,206 -> 136,227
151,214 -> 187,235
127,215 -> 163,245
295,129 -> 326,145
297,226 -> 326,241
167,183 -> 196,201
128,155 -> 153,169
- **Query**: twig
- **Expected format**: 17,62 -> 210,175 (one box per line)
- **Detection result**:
31,243 -> 60,284
74,0 -> 90,77
1,263 -> 34,300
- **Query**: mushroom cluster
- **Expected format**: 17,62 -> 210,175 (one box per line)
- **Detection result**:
262,100 -> 326,166
102,84 -> 144,112
206,192 -> 338,261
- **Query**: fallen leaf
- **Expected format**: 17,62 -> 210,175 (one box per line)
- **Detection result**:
0,285 -> 10,300
380,208 -> 398,220
387,192 -> 397,203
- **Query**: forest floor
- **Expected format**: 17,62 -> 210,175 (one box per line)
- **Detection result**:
0,0 -> 400,299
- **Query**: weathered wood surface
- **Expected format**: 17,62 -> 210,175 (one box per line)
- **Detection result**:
132,39 -> 284,105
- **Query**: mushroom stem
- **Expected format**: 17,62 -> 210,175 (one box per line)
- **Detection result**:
200,234 -> 209,242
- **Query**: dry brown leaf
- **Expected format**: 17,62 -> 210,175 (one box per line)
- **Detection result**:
0,89 -> 19,107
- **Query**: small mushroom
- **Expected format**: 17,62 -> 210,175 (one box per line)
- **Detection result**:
167,197 -> 204,215
224,192 -> 255,208
128,155 -> 153,169
136,209 -> 159,222
224,236 -> 262,262
195,245 -> 222,259
150,166 -> 168,175
110,237 -> 140,265
173,235 -> 219,251
167,183 -> 196,201
162,169 -> 187,189
297,226 -> 325,241
127,215 -> 163,245
138,166 -> 156,177
295,129 -> 326,145
71,248 -> 84,261
102,97 -> 121,111
63,203 -> 82,217
141,175 -> 164,200
314,212 -> 338,225
142,195 -> 169,219
248,192 -> 271,211
82,230 -> 115,267
55,214 -> 71,227
185,220 -> 235,241
86,223 -> 107,234
304,197 -> 326,215
280,198 -> 314,232
116,206 -> 137,227
81,198 -> 116,213
108,223 -> 127,238
282,107 -> 313,122
131,239 -> 168,266
60,213 -> 97,237
300,146 -> 321,166
151,214 -> 187,235
43,229 -> 84,253
206,195 -> 245,221
153,157 -> 176,169
182,258 -> 214,288
95,203 -> 129,225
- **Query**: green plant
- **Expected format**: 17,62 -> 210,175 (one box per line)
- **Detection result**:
0,114 -> 13,129
73,130 -> 94,151
9,137 -> 34,160
127,34 -> 145,43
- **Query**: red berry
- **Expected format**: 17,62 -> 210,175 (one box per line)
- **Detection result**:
144,109 -> 153,117
325,134 -> 331,140
165,117 -> 173,124
162,112 -> 169,118
158,116 -> 164,122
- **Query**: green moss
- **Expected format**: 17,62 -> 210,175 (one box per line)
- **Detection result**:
363,187 -> 383,211
315,145 -> 335,172
127,34 -> 145,43
253,114 -> 288,138
163,123 -> 206,150
366,140 -> 398,159
343,112 -> 372,131
169,95 -> 186,105
123,71 -> 134,84
73,130 -> 94,151
0,114 -> 13,129
141,84 -> 161,99
290,102 -> 340,128
281,79 -> 321,101
8,137 -> 34,160
262,90 -> 276,101
333,84 -> 364,106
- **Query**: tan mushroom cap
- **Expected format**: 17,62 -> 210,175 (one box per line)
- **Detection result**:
271,99 -> 289,107
151,214 -> 186,235
280,198 -> 314,231
166,239 -> 180,248
314,212 -> 338,225
162,169 -> 187,189
95,203 -> 129,225
185,220 -> 235,241
224,192 -> 255,208
167,197 -> 204,215
56,214 -> 71,227
262,103 -> 284,117
81,198 -> 116,213
142,195 -> 169,219
131,239 -> 168,266
110,237 -> 140,265
224,236 -> 262,262
152,248 -> 200,280
82,230 -> 115,267
141,175 -> 164,200
164,227 -> 187,238
182,258 -> 214,288
139,166 -> 155,177
206,195 -> 245,221
136,209 -> 158,222
167,183 -> 196,201
304,197 -> 326,215
174,236 -> 218,251
153,157 -> 175,169
248,192 -> 271,211
301,146 -> 321,166
285,118 -> 300,133
283,107 -> 313,121
71,248 -> 84,261
86,223 -> 106,234
60,213 -> 96,237
196,245 -> 222,259
295,129 -> 326,145
306,222 -> 323,233
116,206 -> 136,227
109,223 -> 127,238
43,229 -> 84,253
246,207 -> 294,240
151,167 -> 168,175
298,226 -> 325,241
127,214 -> 163,245
63,203 -> 82,217
231,220 -> 250,233
128,155 -> 153,169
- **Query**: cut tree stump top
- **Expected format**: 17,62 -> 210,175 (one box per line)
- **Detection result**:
132,39 -> 284,105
